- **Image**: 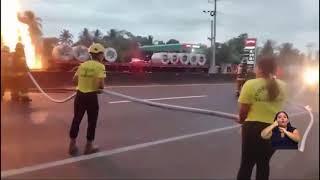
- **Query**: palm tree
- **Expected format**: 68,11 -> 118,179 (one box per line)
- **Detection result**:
104,29 -> 127,41
59,29 -> 73,46
259,40 -> 276,58
77,28 -> 93,47
147,35 -> 153,45
124,31 -> 135,39
278,43 -> 300,66
108,29 -> 117,39
93,29 -> 103,43
17,11 -> 43,44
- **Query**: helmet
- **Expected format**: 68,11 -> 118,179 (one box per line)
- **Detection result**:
1,46 -> 10,52
88,43 -> 105,54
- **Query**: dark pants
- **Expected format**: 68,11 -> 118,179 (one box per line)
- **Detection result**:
1,75 -> 10,99
237,121 -> 275,180
69,91 -> 99,141
11,75 -> 29,99
236,79 -> 246,93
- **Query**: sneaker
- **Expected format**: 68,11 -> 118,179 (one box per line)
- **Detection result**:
84,143 -> 99,155
68,141 -> 79,156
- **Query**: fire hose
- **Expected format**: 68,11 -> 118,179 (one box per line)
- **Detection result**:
26,71 -> 238,119
27,72 -> 76,103
27,71 -> 313,152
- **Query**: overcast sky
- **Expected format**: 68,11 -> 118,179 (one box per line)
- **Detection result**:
20,0 -> 318,53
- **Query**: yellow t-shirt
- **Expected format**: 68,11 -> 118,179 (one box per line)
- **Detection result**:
75,60 -> 106,93
238,78 -> 287,124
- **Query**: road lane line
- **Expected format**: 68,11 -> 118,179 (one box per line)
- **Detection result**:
1,124 -> 240,178
109,95 -> 208,104
105,83 -> 232,88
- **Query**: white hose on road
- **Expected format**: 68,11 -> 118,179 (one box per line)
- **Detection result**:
27,72 -> 76,103
298,105 -> 314,152
103,89 -> 238,120
286,101 -> 314,152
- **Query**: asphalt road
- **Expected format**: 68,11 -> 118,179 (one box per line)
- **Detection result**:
1,82 -> 319,179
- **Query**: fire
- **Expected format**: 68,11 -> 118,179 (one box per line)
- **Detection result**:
1,0 -> 42,69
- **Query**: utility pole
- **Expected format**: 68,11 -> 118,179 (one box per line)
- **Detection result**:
208,0 -> 217,74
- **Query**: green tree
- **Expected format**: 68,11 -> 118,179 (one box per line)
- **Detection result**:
226,33 -> 248,64
76,28 -> 93,47
108,29 -> 117,39
132,35 -> 153,46
215,43 -> 233,64
259,40 -> 276,58
92,29 -> 103,43
278,43 -> 301,66
59,29 -> 73,46
104,29 -> 128,41
147,35 -> 153,45
102,29 -> 135,62
166,39 -> 179,44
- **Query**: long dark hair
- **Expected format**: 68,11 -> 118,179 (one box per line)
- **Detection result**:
257,56 -> 279,101
274,111 -> 292,128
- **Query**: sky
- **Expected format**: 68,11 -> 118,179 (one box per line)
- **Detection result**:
19,0 -> 319,53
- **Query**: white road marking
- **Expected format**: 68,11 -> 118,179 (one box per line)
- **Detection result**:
105,83 -> 232,88
1,124 -> 241,178
109,95 -> 207,104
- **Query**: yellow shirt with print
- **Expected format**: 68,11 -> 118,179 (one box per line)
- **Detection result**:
75,60 -> 106,93
238,78 -> 287,124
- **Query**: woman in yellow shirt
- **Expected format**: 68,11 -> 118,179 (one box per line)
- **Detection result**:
236,57 -> 287,180
69,43 -> 106,156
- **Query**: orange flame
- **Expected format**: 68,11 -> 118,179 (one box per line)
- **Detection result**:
1,0 -> 42,69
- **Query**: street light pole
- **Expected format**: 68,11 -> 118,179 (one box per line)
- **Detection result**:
213,0 -> 217,44
208,0 -> 217,74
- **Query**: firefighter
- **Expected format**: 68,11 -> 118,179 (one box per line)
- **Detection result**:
235,61 -> 248,97
68,43 -> 106,156
11,42 -> 32,102
1,46 -> 12,100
